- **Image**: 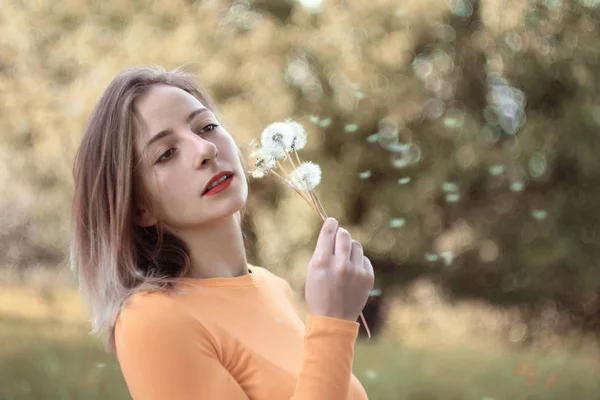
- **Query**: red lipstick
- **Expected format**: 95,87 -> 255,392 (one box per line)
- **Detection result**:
203,171 -> 234,196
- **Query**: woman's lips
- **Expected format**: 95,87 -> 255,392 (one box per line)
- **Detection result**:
202,174 -> 233,196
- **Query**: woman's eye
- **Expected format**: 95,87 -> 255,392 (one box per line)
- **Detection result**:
157,148 -> 175,163
198,123 -> 218,134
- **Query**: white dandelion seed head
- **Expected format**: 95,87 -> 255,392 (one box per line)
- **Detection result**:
261,122 -> 296,155
289,161 -> 322,190
251,147 -> 276,169
285,119 -> 308,150
249,147 -> 276,179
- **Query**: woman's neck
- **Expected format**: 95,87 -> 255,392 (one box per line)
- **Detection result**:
171,214 -> 248,279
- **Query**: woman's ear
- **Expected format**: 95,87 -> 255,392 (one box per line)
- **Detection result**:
134,206 -> 157,227
133,200 -> 157,227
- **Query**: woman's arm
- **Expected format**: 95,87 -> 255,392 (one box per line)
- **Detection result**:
278,276 -> 363,400
292,315 -> 360,400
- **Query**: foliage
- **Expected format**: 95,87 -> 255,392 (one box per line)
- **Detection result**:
1,0 -> 600,336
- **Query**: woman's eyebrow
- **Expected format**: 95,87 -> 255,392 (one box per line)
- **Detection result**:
186,107 -> 208,124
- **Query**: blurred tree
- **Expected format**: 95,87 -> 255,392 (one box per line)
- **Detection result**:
1,0 -> 599,335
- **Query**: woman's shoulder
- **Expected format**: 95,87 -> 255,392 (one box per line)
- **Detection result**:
115,288 -> 190,334
249,264 -> 295,295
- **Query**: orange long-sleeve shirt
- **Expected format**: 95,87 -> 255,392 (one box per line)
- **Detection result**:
114,264 -> 369,400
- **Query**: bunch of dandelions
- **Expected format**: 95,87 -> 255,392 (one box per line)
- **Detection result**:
250,120 -> 371,339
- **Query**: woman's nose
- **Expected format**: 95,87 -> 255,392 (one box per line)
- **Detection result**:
192,137 -> 219,169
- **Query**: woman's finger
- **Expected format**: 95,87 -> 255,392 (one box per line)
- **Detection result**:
350,240 -> 363,268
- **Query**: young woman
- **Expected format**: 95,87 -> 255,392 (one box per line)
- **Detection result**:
70,66 -> 374,400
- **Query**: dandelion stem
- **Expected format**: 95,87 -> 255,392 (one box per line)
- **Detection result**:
268,171 -> 321,216
293,148 -> 302,167
310,190 -> 328,219
284,149 -> 298,171
276,160 -> 291,177
308,190 -> 326,221
360,312 -> 371,340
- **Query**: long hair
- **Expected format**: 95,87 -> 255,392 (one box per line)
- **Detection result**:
70,66 -> 247,353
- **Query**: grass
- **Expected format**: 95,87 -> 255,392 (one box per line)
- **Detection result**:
1,286 -> 599,400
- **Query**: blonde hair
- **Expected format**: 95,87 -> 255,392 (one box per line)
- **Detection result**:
70,66 -> 247,353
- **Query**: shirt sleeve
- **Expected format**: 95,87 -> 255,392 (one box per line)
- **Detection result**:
114,295 -> 249,400
292,315 -> 361,400
276,275 -> 362,400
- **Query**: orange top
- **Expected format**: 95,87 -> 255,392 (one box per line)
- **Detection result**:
114,264 -> 369,400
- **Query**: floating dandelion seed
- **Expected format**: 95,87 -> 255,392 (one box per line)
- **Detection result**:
441,251 -> 454,266
511,181 -> 524,192
366,133 -> 379,143
289,162 -> 322,190
354,91 -> 366,99
532,209 -> 548,220
489,165 -> 505,176
442,181 -> 459,192
308,115 -> 320,124
359,170 -> 372,179
446,193 -> 460,202
369,288 -> 382,296
318,117 -> 332,128
389,218 -> 405,228
425,253 -> 439,262
344,123 -> 359,132
398,177 -> 411,184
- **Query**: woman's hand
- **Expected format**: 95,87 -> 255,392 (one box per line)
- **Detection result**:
305,218 -> 375,322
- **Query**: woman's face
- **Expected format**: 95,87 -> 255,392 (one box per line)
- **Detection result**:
133,84 -> 247,231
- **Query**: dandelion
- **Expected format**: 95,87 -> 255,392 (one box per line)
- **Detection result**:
249,145 -> 276,179
261,121 -> 296,157
250,119 -> 371,340
286,119 -> 308,151
289,162 -> 322,191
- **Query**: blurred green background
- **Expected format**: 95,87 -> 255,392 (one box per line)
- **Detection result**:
2,0 -> 600,398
